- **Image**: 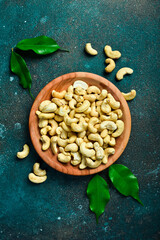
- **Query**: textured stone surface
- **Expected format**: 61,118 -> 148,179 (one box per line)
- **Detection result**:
0,0 -> 160,239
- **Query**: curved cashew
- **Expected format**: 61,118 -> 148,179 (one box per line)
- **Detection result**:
67,85 -> 74,94
57,105 -> 70,116
97,90 -> 108,101
38,112 -> 55,119
100,113 -> 118,122
41,103 -> 57,113
75,100 -> 90,113
104,45 -> 121,59
109,137 -> 116,146
59,147 -> 70,156
48,119 -> 58,136
107,93 -> 120,109
40,126 -> 52,135
105,58 -> 116,73
84,107 -> 91,115
64,114 -> 78,126
28,173 -> 47,184
116,67 -> 133,81
90,102 -> 98,117
86,142 -> 94,148
78,131 -> 86,138
103,135 -> 110,144
71,152 -> 82,166
33,163 -> 46,177
96,100 -> 103,106
100,129 -> 108,138
39,100 -> 51,111
75,86 -> 86,95
79,156 -> 87,169
69,98 -> 77,109
17,144 -> 30,159
97,106 -> 103,116
68,134 -> 77,144
73,95 -> 84,103
112,109 -> 123,119
84,136 -> 89,143
80,142 -> 95,157
74,113 -> 85,119
52,98 -> 67,107
61,122 -> 72,132
101,99 -> 111,114
86,158 -> 101,168
58,153 -> 71,163
100,121 -> 117,131
69,109 -> 76,118
65,143 -> 78,152
88,117 -> 99,133
87,86 -> 101,94
73,80 -> 88,90
84,117 -> 89,123
51,136 -> 58,154
60,128 -> 68,139
36,110 -> 41,116
76,102 -> 83,108
94,142 -> 104,160
112,120 -> 124,137
88,133 -> 103,146
64,92 -> 73,101
122,90 -> 136,101
52,90 -> 66,99
102,147 -> 115,164
40,135 -> 50,151
57,137 -> 68,147
85,43 -> 98,56
71,122 -> 88,132
83,94 -> 97,102
38,119 -> 48,128
54,115 -> 64,122
76,138 -> 83,146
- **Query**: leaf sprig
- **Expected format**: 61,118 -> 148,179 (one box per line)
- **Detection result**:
10,35 -> 69,99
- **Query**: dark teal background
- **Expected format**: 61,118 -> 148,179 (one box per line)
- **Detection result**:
0,0 -> 160,239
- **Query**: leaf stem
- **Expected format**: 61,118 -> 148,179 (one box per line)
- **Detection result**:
28,89 -> 35,100
59,48 -> 69,52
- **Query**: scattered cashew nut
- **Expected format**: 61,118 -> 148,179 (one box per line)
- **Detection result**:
116,67 -> 133,81
122,90 -> 136,101
17,144 -> 30,159
85,43 -> 98,56
105,58 -> 116,73
104,45 -> 121,59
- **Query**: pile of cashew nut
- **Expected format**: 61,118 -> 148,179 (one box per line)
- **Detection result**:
28,163 -> 47,183
85,43 -> 136,100
36,81 -> 124,169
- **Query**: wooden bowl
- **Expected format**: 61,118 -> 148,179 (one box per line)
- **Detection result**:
29,72 -> 131,176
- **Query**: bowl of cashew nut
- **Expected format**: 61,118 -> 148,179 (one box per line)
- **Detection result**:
29,72 -> 131,176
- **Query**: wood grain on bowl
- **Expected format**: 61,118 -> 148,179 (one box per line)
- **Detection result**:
29,72 -> 131,176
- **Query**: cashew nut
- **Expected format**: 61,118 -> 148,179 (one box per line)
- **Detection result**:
109,137 -> 116,146
75,86 -> 86,95
40,126 -> 52,135
84,107 -> 91,115
112,109 -> 123,119
88,117 -> 99,133
54,115 -> 64,122
71,152 -> 81,166
83,94 -> 97,102
57,137 -> 68,147
100,113 -> 118,122
87,86 -> 101,94
102,147 -> 115,164
100,129 -> 108,138
73,80 -> 88,90
59,147 -> 70,156
51,136 -> 58,154
122,90 -> 136,101
97,90 -> 108,101
71,122 -> 88,132
39,100 -> 51,111
75,100 -> 90,113
38,112 -> 55,119
57,105 -> 70,116
85,43 -> 98,56
58,153 -> 71,163
86,158 -> 101,168
94,142 -> 104,160
67,85 -> 74,94
40,135 -> 50,151
33,163 -> 46,177
105,58 -> 115,73
61,122 -> 72,132
88,133 -> 103,146
116,67 -> 133,81
79,156 -> 87,169
41,102 -> 57,113
52,90 -> 66,99
68,134 -> 77,143
38,119 -> 48,128
101,99 -> 111,114
73,94 -> 84,103
65,143 -> 78,152
64,114 -> 78,126
69,109 -> 76,118
100,121 -> 117,131
76,138 -> 83,146
90,102 -> 98,117
104,45 -> 121,59
107,93 -> 120,109
48,119 -> 58,136
112,120 -> 124,137
78,131 -> 86,138
52,98 -> 67,107
17,144 -> 30,159
80,142 -> 95,158
28,173 -> 47,184
64,92 -> 73,101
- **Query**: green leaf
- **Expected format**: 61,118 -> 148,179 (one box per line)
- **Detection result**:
87,174 -> 110,223
16,35 -> 61,55
109,164 -> 143,205
10,50 -> 34,99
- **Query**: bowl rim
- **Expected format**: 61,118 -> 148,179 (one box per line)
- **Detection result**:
29,72 -> 131,176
